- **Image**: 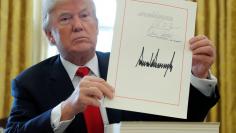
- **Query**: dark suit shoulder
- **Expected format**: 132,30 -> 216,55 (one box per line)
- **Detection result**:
12,55 -> 62,100
11,54 -> 68,111
15,55 -> 60,81
7,55 -> 60,132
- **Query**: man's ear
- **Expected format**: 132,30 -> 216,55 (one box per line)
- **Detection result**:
45,30 -> 56,44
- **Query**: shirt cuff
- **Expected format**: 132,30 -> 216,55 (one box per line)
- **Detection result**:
51,103 -> 75,133
190,73 -> 217,97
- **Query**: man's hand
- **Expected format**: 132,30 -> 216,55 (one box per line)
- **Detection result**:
61,76 -> 114,121
190,35 -> 216,79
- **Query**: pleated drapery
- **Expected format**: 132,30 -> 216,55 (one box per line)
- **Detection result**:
0,0 -> 33,118
194,0 -> 236,133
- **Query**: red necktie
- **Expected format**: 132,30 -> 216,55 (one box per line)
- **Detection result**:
76,67 -> 104,133
76,67 -> 90,78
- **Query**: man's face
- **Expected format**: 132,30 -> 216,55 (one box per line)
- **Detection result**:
47,0 -> 98,60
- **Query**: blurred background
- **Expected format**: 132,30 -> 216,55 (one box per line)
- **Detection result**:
0,0 -> 236,133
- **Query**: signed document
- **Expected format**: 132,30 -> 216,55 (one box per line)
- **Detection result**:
104,0 -> 197,119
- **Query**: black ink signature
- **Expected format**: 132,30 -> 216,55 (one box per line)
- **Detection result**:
135,46 -> 175,77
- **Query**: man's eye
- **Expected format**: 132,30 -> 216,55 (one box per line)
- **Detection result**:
59,16 -> 72,24
60,17 -> 70,21
80,13 -> 89,18
80,12 -> 89,18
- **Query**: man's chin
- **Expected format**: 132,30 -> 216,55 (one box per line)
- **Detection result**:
71,47 -> 95,54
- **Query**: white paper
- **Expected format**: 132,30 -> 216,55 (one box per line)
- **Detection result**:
104,123 -> 121,133
104,0 -> 197,119
120,122 -> 220,133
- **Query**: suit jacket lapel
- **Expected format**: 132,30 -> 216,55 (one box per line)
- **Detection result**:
48,55 -> 74,104
48,53 -> 121,128
96,51 -> 109,80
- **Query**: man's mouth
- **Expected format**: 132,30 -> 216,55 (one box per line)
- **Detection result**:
72,37 -> 89,43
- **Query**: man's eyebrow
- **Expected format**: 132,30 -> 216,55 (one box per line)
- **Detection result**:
79,7 -> 89,13
58,12 -> 72,17
57,7 -> 89,16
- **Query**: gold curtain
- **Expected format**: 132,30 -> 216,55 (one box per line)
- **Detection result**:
195,0 -> 236,133
0,0 -> 33,118
32,0 -> 49,64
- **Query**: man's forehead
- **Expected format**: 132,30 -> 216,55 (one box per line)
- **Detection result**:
50,0 -> 94,13
53,0 -> 94,7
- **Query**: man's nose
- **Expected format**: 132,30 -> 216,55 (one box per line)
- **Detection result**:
72,17 -> 83,32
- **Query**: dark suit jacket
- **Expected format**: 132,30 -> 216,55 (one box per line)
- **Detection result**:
5,51 -> 219,133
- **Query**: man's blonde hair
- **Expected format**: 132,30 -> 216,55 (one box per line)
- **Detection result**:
42,0 -> 97,31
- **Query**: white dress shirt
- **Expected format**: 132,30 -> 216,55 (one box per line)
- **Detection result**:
51,54 -> 102,133
51,54 -> 217,133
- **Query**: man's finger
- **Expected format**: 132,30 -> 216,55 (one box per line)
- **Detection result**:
190,38 -> 212,50
192,46 -> 214,57
189,35 -> 207,44
81,86 -> 103,100
88,82 -> 114,99
80,96 -> 101,107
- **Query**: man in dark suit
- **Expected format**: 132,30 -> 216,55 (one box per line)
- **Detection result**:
5,0 -> 219,132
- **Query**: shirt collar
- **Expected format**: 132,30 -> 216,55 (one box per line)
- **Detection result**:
60,54 -> 100,81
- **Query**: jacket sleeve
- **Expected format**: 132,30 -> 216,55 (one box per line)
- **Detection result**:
5,79 -> 54,133
186,84 -> 219,121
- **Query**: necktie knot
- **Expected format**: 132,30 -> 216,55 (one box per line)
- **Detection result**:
76,67 -> 90,77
